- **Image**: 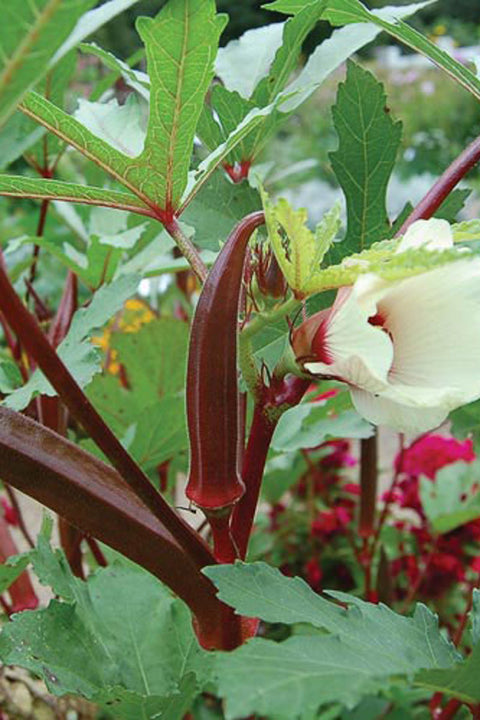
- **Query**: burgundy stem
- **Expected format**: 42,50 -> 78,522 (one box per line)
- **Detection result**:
26,198 -> 50,300
3,485 -> 34,549
232,376 -> 310,559
232,405 -> 277,559
359,431 -> 378,539
0,266 -> 214,571
397,133 -> 480,235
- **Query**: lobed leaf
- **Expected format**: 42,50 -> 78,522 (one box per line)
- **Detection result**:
0,540 -> 213,718
136,0 -> 226,211
205,562 -> 460,718
329,62 -> 402,261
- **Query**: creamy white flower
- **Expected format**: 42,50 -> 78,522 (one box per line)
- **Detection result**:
295,220 -> 480,434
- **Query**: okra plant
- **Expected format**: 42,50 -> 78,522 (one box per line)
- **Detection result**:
1,0 -> 480,718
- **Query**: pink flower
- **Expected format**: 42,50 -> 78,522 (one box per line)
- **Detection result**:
396,434 -> 475,480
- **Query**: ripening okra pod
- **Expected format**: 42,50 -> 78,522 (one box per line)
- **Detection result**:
185,211 -> 265,512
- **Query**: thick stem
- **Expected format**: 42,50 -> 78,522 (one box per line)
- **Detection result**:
231,405 -> 277,559
164,217 -> 208,284
207,511 -> 238,564
397,133 -> 480,235
0,266 -> 214,571
359,432 -> 378,538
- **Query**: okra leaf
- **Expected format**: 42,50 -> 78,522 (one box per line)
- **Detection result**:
181,172 -> 261,251
451,398 -> 480,452
328,62 -> 402,261
0,0 -> 96,128
420,459 -> 480,534
205,563 -> 459,719
3,274 -> 140,411
323,0 -> 480,102
416,646 -> 480,704
135,0 -> 226,211
272,392 -> 373,451
0,543 -> 212,718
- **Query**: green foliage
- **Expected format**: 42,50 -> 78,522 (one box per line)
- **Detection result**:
322,0 -> 480,102
87,317 -> 189,471
329,62 -> 402,260
272,390 -> 373,451
450,399 -> 480,452
204,562 -> 462,718
0,0 -> 96,128
420,460 -> 480,534
136,0 -> 225,209
0,537 -> 211,719
3,274 -> 140,411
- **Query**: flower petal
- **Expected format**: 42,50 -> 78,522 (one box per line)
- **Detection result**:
396,218 -> 453,253
375,259 -> 480,402
351,388 -> 449,434
304,286 -> 394,390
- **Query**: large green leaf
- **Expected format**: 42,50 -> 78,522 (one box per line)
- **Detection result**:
420,460 -> 480,534
3,274 -> 140,411
322,0 -> 480,102
204,562 -> 459,719
329,62 -> 402,261
135,0 -> 225,210
0,0 -> 96,128
0,538 -> 212,719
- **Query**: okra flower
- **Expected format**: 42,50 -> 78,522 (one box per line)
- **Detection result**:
292,220 -> 480,434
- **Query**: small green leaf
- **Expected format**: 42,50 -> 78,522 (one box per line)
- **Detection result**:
420,460 -> 480,534
0,555 -> 31,595
263,189 -> 340,296
4,275 -> 140,411
87,318 -> 190,470
450,398 -> 480,452
0,0 -> 96,128
329,62 -> 402,261
0,359 -> 23,393
272,394 -> 373,451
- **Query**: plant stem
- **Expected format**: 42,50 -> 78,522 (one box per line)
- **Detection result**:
0,266 -> 215,571
359,432 -> 378,538
231,404 -> 277,559
164,216 -> 208,284
397,133 -> 480,235
3,485 -> 34,549
241,295 -> 301,341
26,198 -> 50,298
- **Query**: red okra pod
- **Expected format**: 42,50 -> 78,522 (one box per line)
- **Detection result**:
186,211 -> 265,511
